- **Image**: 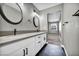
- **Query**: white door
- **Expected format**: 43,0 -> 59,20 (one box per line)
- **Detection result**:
63,3 -> 79,55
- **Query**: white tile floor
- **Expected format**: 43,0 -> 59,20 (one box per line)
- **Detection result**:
48,33 -> 61,45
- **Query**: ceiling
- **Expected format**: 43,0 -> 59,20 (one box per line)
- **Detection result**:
33,3 -> 61,11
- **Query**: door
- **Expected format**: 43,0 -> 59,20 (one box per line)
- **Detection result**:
47,11 -> 61,34
63,4 -> 79,55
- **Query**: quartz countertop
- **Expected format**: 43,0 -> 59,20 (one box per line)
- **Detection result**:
0,32 -> 45,45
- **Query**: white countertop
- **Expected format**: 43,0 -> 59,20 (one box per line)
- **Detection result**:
0,32 -> 45,44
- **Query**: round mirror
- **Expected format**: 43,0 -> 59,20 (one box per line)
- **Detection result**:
0,3 -> 23,25
33,16 -> 39,27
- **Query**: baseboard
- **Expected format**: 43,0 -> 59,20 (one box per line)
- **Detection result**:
60,44 -> 68,56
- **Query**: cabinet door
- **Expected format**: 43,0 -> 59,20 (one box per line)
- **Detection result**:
9,37 -> 35,56
0,37 -> 34,56
24,37 -> 35,56
9,48 -> 25,56
0,40 -> 25,56
26,44 -> 35,56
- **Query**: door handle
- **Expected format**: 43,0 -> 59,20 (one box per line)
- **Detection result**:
63,21 -> 69,26
64,21 -> 68,24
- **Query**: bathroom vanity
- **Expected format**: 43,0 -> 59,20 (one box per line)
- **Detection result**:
0,32 -> 47,56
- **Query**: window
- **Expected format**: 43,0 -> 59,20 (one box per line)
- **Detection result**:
47,11 -> 61,34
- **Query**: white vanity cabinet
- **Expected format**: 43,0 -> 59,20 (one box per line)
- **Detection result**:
0,37 -> 34,56
26,33 -> 47,56
0,33 -> 47,56
10,37 -> 35,56
9,37 -> 35,56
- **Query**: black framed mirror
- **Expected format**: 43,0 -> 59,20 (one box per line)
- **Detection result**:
33,16 -> 39,28
0,3 -> 23,25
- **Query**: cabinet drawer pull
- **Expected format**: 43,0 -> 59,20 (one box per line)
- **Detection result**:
44,37 -> 45,40
26,48 -> 28,55
38,41 -> 41,43
23,49 -> 25,56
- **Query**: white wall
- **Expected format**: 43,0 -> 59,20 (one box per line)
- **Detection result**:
39,13 -> 48,31
0,3 -> 40,31
39,4 -> 64,43
40,4 -> 63,30
63,3 -> 79,56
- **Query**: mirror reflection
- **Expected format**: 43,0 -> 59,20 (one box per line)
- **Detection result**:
33,16 -> 39,27
0,3 -> 23,24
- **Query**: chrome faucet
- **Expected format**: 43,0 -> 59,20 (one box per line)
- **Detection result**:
14,29 -> 16,35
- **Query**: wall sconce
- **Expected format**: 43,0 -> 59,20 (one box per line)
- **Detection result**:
33,9 -> 39,17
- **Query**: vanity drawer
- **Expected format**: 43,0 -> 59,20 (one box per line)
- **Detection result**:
33,34 -> 46,55
9,48 -> 24,56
